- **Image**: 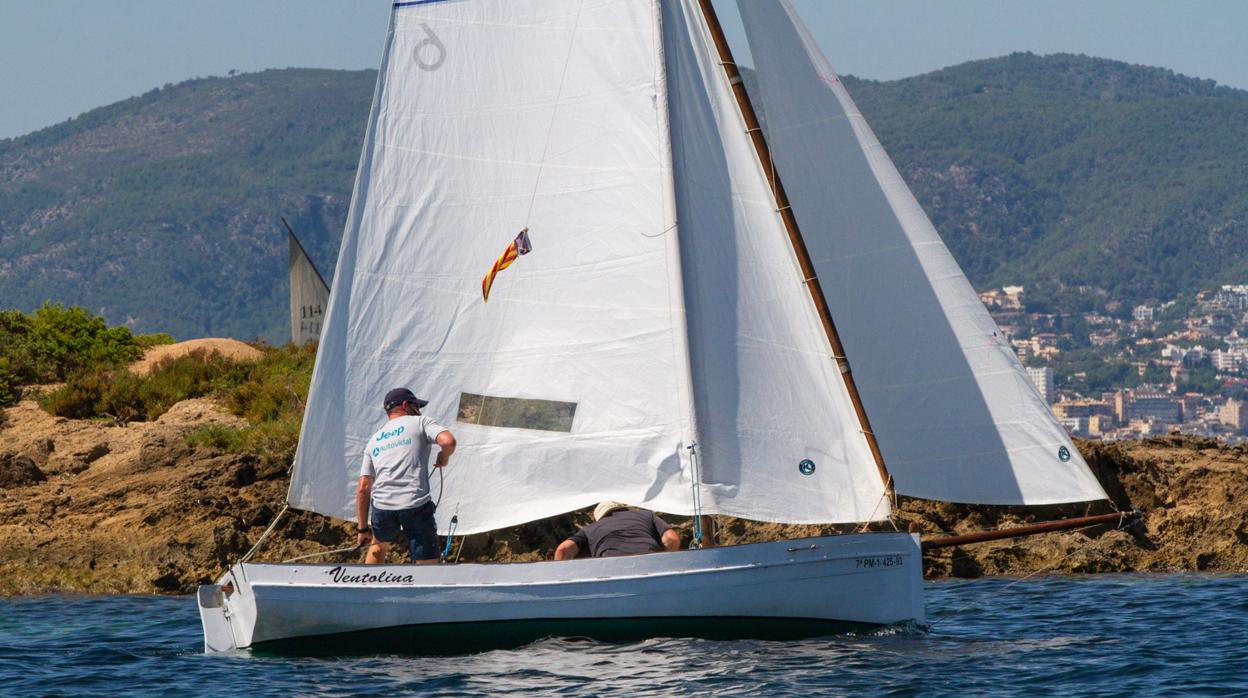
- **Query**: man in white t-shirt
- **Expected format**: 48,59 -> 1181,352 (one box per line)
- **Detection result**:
356,387 -> 456,564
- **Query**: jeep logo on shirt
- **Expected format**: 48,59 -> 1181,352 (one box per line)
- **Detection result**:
376,426 -> 406,441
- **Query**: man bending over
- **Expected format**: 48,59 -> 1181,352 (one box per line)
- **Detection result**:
554,502 -> 680,560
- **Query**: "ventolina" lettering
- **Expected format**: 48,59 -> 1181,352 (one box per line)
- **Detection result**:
325,566 -> 416,585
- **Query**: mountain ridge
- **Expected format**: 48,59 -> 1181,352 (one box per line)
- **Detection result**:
2,53 -> 1246,339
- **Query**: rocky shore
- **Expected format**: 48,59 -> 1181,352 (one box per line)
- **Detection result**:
2,393 -> 1246,595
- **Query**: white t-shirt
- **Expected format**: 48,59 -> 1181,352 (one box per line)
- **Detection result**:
360,414 -> 448,511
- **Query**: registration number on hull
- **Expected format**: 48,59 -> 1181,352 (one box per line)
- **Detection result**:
854,555 -> 905,569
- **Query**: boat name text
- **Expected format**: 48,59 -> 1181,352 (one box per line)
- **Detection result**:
325,566 -> 416,585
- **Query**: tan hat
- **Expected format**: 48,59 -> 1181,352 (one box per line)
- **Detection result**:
593,501 -> 629,522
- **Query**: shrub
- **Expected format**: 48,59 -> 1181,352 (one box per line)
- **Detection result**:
39,350 -> 241,422
0,303 -> 144,390
135,332 -> 176,348
185,423 -> 248,451
0,358 -> 19,406
25,302 -> 143,378
38,366 -> 115,419
41,339 -> 316,469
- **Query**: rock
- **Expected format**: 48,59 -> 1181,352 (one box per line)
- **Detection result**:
151,567 -> 185,593
77,443 -> 110,464
0,453 -> 46,487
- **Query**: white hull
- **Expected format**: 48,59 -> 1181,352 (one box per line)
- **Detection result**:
198,532 -> 924,653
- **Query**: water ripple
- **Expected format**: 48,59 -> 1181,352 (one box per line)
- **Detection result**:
0,574 -> 1245,696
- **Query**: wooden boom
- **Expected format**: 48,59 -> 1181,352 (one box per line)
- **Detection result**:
920,510 -> 1141,551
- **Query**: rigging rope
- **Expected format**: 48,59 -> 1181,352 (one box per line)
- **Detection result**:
523,0 -> 585,226
687,442 -> 704,549
238,503 -> 290,564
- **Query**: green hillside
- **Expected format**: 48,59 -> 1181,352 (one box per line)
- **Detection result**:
0,69 -> 372,340
2,55 -> 1246,340
840,53 -> 1248,301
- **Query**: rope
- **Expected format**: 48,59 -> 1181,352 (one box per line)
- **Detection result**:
440,515 -> 459,562
282,543 -> 363,564
523,0 -> 585,226
238,503 -> 290,564
857,477 -> 893,533
687,443 -> 704,548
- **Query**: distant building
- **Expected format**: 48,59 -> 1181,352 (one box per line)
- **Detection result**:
1087,414 -> 1113,436
1179,393 -> 1205,421
1026,367 -> 1055,404
1210,285 -> 1248,311
1057,416 -> 1087,436
1053,399 -> 1113,422
1182,347 -> 1209,368
1212,349 -> 1241,372
979,285 -> 1025,311
1221,400 -> 1248,433
1133,305 -> 1155,322
1114,391 -> 1180,425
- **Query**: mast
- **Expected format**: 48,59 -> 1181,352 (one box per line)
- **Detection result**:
694,0 -> 895,503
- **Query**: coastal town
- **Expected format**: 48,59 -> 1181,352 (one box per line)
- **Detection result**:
982,283 -> 1248,443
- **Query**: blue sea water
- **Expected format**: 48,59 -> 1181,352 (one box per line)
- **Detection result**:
1,574 -> 1245,696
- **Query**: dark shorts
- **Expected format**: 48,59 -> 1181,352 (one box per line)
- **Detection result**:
370,501 -> 438,561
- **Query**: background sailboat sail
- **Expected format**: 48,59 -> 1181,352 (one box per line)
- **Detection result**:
287,223 -> 331,346
736,0 -> 1107,506
663,0 -> 889,523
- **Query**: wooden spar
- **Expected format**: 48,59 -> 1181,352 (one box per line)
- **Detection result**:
698,515 -> 715,547
694,0 -> 895,502
920,510 -> 1140,551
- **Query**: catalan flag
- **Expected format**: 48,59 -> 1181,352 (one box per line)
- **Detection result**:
481,228 -> 532,302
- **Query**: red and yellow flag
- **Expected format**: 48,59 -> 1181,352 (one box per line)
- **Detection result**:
481,228 -> 532,302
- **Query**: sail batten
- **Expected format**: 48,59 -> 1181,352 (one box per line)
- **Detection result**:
737,0 -> 1107,506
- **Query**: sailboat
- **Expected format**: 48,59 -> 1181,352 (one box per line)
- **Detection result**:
283,217 -> 331,346
198,0 -> 1121,654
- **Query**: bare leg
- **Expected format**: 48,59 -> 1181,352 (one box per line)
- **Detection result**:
365,541 -> 389,564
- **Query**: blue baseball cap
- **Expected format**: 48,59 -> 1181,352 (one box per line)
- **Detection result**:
383,387 -> 429,411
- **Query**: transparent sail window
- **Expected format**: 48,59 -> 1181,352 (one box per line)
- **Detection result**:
456,392 -> 577,432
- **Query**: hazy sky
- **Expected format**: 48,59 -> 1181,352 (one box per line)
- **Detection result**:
2,0 -> 1246,141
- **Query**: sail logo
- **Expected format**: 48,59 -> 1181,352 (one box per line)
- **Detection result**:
1058,446 -> 1072,462
413,23 -> 446,71
376,426 -> 406,441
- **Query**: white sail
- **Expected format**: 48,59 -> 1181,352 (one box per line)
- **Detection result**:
662,0 -> 889,523
288,230 -> 330,346
737,0 -> 1107,505
289,0 -> 701,534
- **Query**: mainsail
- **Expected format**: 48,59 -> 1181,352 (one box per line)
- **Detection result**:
287,223 -> 330,346
736,0 -> 1107,506
289,0 -> 697,533
288,0 -> 891,533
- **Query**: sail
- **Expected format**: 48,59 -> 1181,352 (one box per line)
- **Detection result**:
288,0 -> 702,534
288,229 -> 330,346
737,0 -> 1107,505
662,0 -> 889,523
